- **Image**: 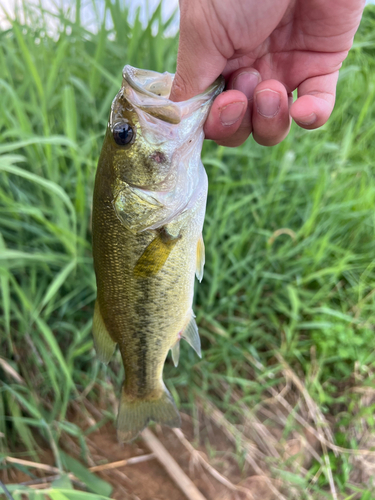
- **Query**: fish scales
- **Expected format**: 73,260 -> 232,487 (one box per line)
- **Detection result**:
92,66 -> 224,442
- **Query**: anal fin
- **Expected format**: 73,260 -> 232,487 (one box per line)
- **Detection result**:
171,341 -> 180,367
195,234 -> 205,282
182,314 -> 201,358
93,300 -> 117,364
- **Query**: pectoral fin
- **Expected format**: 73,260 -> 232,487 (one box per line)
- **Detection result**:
134,228 -> 180,278
195,234 -> 205,282
93,300 -> 117,364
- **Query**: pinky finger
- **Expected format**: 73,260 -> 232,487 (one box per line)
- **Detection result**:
290,71 -> 339,129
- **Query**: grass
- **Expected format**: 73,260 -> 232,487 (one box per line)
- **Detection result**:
0,1 -> 375,498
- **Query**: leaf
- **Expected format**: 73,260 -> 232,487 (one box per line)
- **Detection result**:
60,452 -> 112,497
40,260 -> 77,310
274,469 -> 307,486
0,136 -> 77,154
46,491 -> 112,500
47,492 -> 70,500
34,317 -> 74,391
0,162 -> 76,227
0,233 -> 10,340
5,392 -> 38,456
28,492 -> 46,500
51,474 -> 74,490
63,86 -> 77,143
0,250 -> 67,265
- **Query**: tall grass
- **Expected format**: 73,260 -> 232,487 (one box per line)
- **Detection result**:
1,1 -> 375,498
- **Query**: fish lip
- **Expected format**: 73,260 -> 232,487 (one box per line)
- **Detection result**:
122,65 -> 171,100
111,67 -> 224,129
122,64 -> 225,108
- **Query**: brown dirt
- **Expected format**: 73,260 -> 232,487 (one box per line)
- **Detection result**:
1,413 -> 254,500
2,369 -> 328,500
82,416 -> 247,500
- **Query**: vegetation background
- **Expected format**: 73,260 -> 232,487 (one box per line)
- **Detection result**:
1,1 -> 375,499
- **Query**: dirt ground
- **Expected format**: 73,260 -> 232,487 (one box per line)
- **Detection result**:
1,412 -> 273,500
86,419 -> 244,500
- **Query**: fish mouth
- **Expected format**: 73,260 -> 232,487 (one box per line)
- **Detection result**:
122,66 -> 174,99
122,65 -> 224,125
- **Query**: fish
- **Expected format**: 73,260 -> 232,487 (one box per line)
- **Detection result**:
92,65 -> 224,442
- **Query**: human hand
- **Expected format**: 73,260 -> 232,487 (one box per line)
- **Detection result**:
169,0 -> 365,147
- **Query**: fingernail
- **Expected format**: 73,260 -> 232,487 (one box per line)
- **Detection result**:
255,89 -> 281,118
219,101 -> 245,126
297,113 -> 317,126
232,71 -> 260,99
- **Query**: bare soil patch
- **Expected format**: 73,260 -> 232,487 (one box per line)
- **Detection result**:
1,414 -> 256,500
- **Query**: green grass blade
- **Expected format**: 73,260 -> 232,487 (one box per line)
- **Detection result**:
60,451 -> 113,497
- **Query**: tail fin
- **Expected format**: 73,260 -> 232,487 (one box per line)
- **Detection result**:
117,384 -> 181,443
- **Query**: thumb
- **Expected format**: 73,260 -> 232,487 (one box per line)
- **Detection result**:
169,3 -> 227,102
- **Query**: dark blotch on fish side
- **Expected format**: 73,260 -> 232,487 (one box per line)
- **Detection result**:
150,151 -> 166,164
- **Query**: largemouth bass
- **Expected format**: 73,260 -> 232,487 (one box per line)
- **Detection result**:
92,65 -> 224,442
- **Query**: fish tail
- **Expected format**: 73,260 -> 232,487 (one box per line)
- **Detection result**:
117,383 -> 181,443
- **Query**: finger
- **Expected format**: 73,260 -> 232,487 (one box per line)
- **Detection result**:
169,2 -> 228,102
204,90 -> 248,145
252,80 -> 291,146
204,68 -> 262,147
290,72 -> 339,129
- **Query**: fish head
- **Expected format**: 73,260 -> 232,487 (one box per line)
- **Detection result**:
106,66 -> 224,192
107,91 -> 173,189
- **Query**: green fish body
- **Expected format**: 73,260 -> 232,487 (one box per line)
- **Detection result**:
92,66 -> 223,442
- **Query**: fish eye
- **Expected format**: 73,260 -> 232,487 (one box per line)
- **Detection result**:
113,122 -> 134,146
